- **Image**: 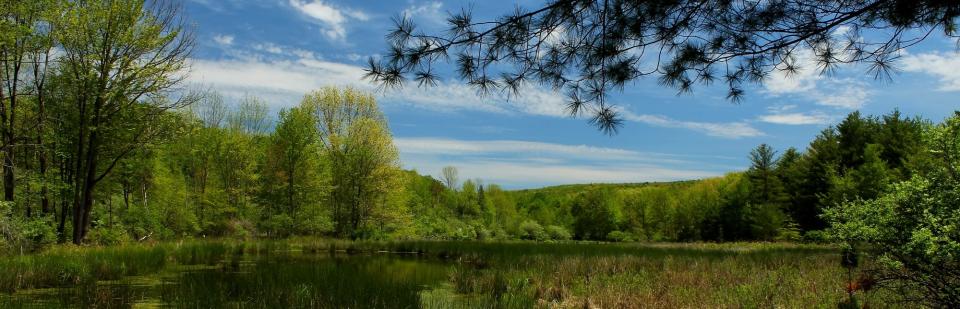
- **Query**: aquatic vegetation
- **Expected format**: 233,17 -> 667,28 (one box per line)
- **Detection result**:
0,239 -> 899,308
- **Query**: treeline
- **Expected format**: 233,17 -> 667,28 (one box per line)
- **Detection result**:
484,110 -> 929,242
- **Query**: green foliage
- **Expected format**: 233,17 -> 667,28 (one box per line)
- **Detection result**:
0,0 -> 942,252
0,202 -> 56,253
86,224 -> 128,246
606,230 -> 634,242
544,225 -> 571,241
825,112 -> 960,307
519,220 -> 547,241
19,216 -> 57,251
570,189 -> 619,240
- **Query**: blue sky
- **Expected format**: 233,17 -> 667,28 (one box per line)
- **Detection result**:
183,0 -> 960,189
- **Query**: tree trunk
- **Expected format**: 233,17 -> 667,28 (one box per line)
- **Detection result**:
122,183 -> 130,210
57,158 -> 71,242
3,155 -> 14,202
1,51 -> 19,203
34,49 -> 50,216
77,124 -> 101,243
37,98 -> 49,214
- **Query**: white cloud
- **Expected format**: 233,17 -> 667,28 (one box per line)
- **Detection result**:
901,51 -> 960,91
832,25 -> 852,37
757,105 -> 831,125
288,0 -> 368,40
759,112 -> 831,125
403,1 -> 444,24
213,34 -> 234,46
395,137 -> 726,188
764,48 -> 870,109
187,42 -> 763,138
814,79 -> 870,109
253,43 -> 284,54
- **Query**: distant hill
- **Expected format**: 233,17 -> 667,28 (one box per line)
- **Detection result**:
508,180 -> 703,194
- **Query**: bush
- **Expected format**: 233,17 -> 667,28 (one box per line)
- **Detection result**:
488,226 -> 509,241
261,214 -> 294,238
0,203 -> 57,253
801,230 -> 830,244
519,220 -> 547,241
475,227 -> 492,241
21,216 -> 57,251
545,225 -> 571,241
775,220 -> 802,242
606,230 -> 634,242
0,202 -> 21,254
87,223 -> 129,246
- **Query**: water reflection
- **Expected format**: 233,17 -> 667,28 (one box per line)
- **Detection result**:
2,252 -> 451,308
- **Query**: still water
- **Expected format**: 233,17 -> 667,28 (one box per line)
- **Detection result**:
2,252 -> 454,308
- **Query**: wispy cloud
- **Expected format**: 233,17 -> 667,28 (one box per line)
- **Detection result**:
901,51 -> 960,91
212,34 -> 234,46
395,137 -> 731,188
763,48 -> 871,109
288,0 -> 369,40
621,112 -> 764,138
402,1 -> 444,25
757,105 -> 832,125
397,138 -> 646,160
187,41 -> 763,139
759,112 -> 831,125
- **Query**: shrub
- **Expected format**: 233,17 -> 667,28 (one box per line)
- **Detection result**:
87,223 -> 129,246
21,216 -> 57,251
519,220 -> 547,241
0,202 -> 22,254
775,220 -> 802,242
0,203 -> 57,253
606,230 -> 634,242
261,214 -> 294,238
545,225 -> 571,241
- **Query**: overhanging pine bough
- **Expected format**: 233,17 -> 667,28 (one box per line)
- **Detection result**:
365,0 -> 960,134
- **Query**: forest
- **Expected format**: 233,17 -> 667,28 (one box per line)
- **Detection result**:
0,72 -> 940,246
2,0 -> 960,307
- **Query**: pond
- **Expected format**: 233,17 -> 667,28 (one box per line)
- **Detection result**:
0,241 -> 882,308
1,251 -> 455,308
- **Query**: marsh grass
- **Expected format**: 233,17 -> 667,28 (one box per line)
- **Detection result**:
0,239 -> 896,308
444,246 -> 898,308
0,245 -> 167,293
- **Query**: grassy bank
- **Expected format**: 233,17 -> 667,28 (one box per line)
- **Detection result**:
0,239 -> 894,308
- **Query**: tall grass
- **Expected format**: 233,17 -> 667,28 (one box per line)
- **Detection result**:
0,240 -> 236,293
442,246 -> 897,308
0,245 -> 167,293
